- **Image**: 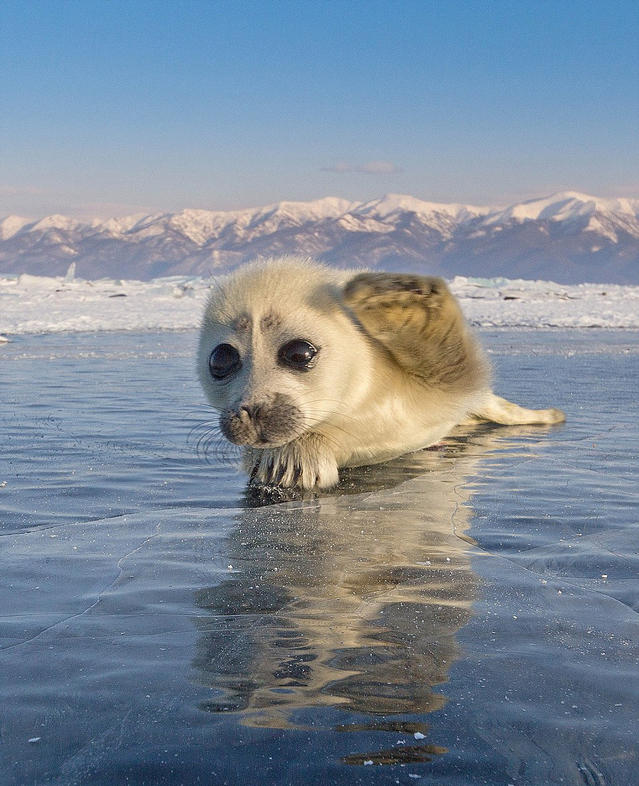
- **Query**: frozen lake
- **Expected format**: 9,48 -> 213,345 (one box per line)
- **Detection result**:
1,329 -> 638,785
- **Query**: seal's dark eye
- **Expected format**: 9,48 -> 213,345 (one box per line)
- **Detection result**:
278,339 -> 318,370
209,343 -> 241,379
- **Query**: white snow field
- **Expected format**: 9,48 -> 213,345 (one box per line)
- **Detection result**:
1,269 -> 638,336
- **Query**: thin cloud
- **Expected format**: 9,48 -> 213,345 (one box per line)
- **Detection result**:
321,160 -> 403,175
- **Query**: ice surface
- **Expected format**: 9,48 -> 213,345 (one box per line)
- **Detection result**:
1,330 -> 638,784
2,271 -> 639,336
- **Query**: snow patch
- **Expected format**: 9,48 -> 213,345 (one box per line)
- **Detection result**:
0,215 -> 32,240
482,191 -> 639,226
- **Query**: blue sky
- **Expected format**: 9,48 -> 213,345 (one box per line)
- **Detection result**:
2,0 -> 638,218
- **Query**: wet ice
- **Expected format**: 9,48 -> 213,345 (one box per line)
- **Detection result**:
0,330 -> 637,785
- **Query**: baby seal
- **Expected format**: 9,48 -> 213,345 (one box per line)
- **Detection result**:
198,257 -> 565,489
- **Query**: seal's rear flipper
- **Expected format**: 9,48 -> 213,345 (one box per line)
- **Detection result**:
469,393 -> 565,425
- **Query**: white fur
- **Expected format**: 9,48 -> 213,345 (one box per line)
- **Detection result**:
198,257 -> 565,489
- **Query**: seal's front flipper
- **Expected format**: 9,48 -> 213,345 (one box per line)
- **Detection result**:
243,435 -> 339,490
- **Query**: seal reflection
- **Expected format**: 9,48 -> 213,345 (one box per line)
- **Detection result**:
191,427 -> 537,765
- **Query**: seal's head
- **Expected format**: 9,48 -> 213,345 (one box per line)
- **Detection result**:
198,258 -> 369,449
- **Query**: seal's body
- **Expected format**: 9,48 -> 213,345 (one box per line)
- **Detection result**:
198,257 -> 564,489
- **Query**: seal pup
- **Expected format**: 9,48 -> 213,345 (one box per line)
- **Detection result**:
198,257 -> 565,489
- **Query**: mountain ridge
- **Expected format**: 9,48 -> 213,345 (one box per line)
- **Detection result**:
2,191 -> 639,283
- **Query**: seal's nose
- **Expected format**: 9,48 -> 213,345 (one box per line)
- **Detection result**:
221,394 -> 302,447
239,404 -> 259,422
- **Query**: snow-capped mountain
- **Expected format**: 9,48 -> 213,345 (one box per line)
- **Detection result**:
1,191 -> 638,283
